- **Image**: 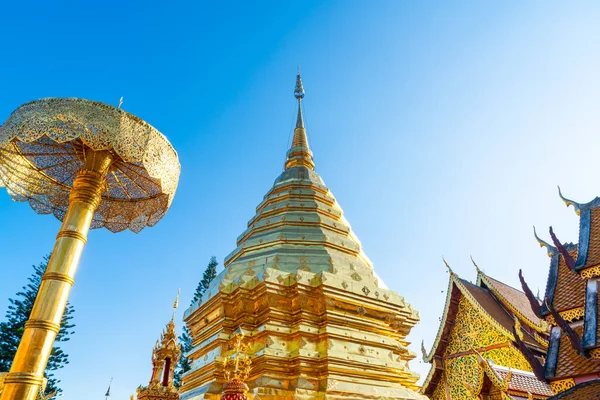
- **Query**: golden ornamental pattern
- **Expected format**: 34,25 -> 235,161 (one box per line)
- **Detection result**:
546,306 -> 585,325
440,297 -> 533,399
549,378 -> 575,394
430,379 -> 447,400
0,98 -> 180,233
445,297 -> 506,355
580,265 -> 600,279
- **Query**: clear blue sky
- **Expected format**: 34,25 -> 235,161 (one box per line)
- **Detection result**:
1,1 -> 599,398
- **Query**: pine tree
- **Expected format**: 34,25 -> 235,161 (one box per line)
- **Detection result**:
174,326 -> 192,388
192,256 -> 218,304
174,256 -> 219,388
0,255 -> 75,395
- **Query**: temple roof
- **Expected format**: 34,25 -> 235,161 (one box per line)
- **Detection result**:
488,364 -> 553,398
477,272 -> 547,332
557,188 -> 600,271
540,242 -> 585,316
422,266 -> 549,398
424,270 -> 544,364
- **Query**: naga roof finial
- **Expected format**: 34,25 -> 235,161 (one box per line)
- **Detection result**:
558,186 -> 582,215
421,340 -> 428,361
533,226 -> 556,257
442,257 -> 455,276
470,255 -> 482,275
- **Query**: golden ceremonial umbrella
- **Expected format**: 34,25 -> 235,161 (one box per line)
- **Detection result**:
0,98 -> 180,400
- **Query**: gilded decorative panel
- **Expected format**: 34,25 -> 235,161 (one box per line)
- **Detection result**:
441,296 -> 533,399
430,377 -> 447,400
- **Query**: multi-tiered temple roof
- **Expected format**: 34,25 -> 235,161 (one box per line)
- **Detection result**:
528,190 -> 600,397
180,74 -> 425,399
422,262 -> 552,399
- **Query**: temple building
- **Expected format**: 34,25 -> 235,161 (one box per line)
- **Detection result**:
134,297 -> 181,400
523,191 -> 600,398
180,74 -> 426,399
421,261 -> 553,399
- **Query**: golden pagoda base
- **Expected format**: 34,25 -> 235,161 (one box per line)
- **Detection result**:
181,268 -> 426,400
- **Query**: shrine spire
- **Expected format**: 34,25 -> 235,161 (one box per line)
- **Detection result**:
285,69 -> 315,170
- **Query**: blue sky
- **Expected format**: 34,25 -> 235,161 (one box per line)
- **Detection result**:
1,1 -> 600,398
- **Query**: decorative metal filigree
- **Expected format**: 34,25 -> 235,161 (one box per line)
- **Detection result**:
440,297 -> 533,399
0,98 -> 180,233
549,378 -> 575,394
546,306 -> 585,325
580,265 -> 600,279
222,333 -> 252,382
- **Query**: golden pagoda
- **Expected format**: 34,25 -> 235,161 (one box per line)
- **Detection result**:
135,296 -> 182,400
180,73 -> 426,399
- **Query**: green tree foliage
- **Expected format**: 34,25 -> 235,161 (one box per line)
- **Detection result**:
0,255 -> 75,395
192,256 -> 218,304
175,256 -> 219,388
174,325 -> 193,388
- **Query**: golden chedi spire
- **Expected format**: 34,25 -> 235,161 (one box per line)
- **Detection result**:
182,71 -> 425,400
135,293 -> 181,400
284,69 -> 315,170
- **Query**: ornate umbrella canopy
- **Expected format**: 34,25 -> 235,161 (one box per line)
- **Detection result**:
0,98 -> 180,233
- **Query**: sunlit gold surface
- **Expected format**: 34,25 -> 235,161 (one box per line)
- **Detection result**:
0,98 -> 180,400
549,378 -> 575,394
1,150 -> 112,400
136,309 -> 181,400
180,76 -> 425,400
427,296 -> 533,399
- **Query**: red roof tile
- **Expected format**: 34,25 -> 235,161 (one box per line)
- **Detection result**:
492,365 -> 553,397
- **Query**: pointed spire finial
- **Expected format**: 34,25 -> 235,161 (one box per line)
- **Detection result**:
285,69 -> 314,170
171,288 -> 180,321
294,67 -> 305,100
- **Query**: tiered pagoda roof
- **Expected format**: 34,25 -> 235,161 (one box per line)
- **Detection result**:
422,262 -> 551,399
529,190 -> 600,397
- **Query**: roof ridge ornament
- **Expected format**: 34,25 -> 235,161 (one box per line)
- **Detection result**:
558,186 -> 582,215
549,226 -> 580,275
544,298 -> 589,358
442,257 -> 455,276
533,226 -> 556,257
518,269 -> 543,318
511,316 -> 547,381
470,255 -> 483,275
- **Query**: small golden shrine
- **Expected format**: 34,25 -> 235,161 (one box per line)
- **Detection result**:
527,190 -> 600,398
180,74 -> 426,399
135,296 -> 182,400
220,333 -> 252,400
421,260 -> 553,399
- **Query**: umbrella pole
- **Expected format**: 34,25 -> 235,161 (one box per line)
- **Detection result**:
1,150 -> 113,400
